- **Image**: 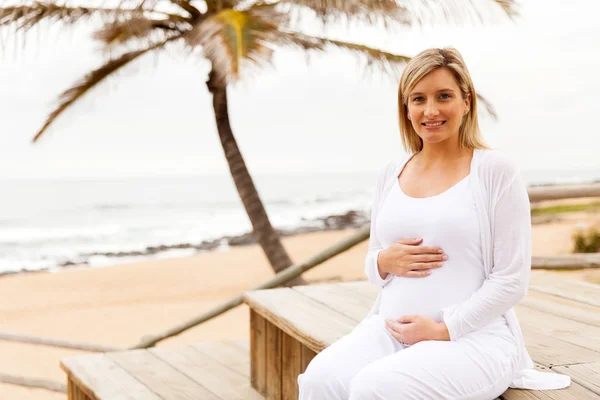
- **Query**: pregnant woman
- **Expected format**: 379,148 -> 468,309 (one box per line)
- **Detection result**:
297,48 -> 571,399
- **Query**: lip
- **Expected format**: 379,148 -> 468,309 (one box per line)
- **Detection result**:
421,121 -> 446,130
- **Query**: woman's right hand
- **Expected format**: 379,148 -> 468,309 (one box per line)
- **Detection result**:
377,238 -> 447,278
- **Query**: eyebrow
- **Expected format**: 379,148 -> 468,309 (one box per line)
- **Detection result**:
410,89 -> 456,96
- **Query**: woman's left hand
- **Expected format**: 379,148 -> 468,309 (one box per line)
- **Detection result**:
385,315 -> 450,345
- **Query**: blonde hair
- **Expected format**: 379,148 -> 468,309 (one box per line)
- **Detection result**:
398,47 -> 490,153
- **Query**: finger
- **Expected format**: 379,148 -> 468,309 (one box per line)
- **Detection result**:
397,315 -> 417,323
405,270 -> 432,277
386,326 -> 404,343
406,246 -> 444,254
409,262 -> 444,270
385,319 -> 404,332
411,254 -> 448,263
396,238 -> 423,245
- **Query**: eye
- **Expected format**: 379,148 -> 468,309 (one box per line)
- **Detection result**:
440,93 -> 452,100
412,96 -> 425,102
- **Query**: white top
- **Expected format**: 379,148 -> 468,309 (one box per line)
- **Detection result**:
363,149 -> 571,391
377,174 -> 489,323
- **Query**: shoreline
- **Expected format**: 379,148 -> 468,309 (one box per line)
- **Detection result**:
3,194 -> 600,279
0,210 -> 370,278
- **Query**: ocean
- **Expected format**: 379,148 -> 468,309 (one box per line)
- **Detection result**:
1,168 -> 598,276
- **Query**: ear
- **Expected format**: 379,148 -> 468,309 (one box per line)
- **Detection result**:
464,93 -> 472,116
406,105 -> 411,120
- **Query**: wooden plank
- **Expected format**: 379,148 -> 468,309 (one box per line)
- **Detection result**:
529,273 -> 600,307
520,329 -> 600,366
193,341 -> 251,379
244,288 -> 357,352
61,354 -> 162,400
515,307 -> 600,353
192,341 -> 249,366
520,293 -> 600,328
301,345 -> 316,373
250,310 -> 267,394
233,339 -> 250,352
150,345 -> 262,400
293,284 -> 372,322
108,349 -> 219,400
553,362 -> 600,396
281,332 -> 302,400
265,321 -> 282,400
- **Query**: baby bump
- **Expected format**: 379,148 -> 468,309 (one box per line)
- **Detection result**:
378,274 -> 478,322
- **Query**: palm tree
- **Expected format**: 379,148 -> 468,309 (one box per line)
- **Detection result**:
0,0 -> 514,281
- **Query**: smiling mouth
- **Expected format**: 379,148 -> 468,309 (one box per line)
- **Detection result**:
422,121 -> 446,127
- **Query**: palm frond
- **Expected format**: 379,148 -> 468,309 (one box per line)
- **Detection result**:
171,0 -> 202,19
491,0 -> 518,18
186,6 -> 284,84
0,2 -> 178,32
32,35 -> 182,143
256,0 -> 411,27
276,31 -> 410,76
92,15 -> 191,46
475,93 -> 496,119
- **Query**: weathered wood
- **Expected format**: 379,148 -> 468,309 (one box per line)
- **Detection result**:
193,340 -> 251,377
529,273 -> 600,307
150,345 -> 262,400
0,371 -> 66,394
518,329 -> 600,367
61,354 -> 161,400
528,183 -> 600,202
108,349 -> 220,399
301,345 -> 316,373
70,381 -> 91,400
244,288 -> 357,353
531,254 -> 600,270
265,321 -> 282,400
293,284 -> 372,322
250,310 -> 267,394
520,293 -> 600,327
0,330 -> 122,352
553,362 -> 600,396
281,332 -> 302,400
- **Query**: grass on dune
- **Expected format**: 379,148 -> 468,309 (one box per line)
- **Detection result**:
531,201 -> 600,216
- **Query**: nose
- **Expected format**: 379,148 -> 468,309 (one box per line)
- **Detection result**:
424,101 -> 439,118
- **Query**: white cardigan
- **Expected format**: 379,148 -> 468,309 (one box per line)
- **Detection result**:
364,148 -> 571,391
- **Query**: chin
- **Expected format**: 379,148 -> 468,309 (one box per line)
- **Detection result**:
419,133 -> 446,144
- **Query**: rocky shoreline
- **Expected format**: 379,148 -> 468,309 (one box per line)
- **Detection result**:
0,210 -> 370,277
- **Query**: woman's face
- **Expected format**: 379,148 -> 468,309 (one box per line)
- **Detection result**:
406,67 -> 470,146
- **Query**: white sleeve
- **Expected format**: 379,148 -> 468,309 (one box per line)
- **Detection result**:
364,164 -> 394,287
441,174 -> 532,340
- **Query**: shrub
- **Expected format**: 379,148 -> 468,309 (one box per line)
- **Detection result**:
572,227 -> 600,253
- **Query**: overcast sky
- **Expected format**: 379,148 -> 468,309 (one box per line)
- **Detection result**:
1,0 -> 599,179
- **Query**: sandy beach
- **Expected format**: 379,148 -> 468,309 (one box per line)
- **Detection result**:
1,203 -> 599,400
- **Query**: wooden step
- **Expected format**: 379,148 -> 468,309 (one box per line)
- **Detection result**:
61,340 -> 263,400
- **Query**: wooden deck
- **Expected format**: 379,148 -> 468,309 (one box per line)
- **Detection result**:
243,272 -> 600,399
61,271 -> 599,399
61,340 -> 263,400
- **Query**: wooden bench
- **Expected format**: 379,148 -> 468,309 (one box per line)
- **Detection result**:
61,340 -> 263,399
243,273 -> 600,400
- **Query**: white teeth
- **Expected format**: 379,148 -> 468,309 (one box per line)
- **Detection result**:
424,121 -> 444,126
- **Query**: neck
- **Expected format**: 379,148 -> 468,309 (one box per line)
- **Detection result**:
416,139 -> 472,168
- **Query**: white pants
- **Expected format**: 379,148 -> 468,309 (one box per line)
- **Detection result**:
298,314 -> 519,400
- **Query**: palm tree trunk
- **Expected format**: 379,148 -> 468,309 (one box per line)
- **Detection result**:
206,70 -> 305,285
